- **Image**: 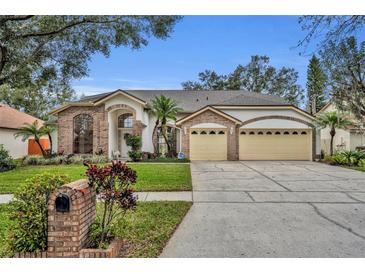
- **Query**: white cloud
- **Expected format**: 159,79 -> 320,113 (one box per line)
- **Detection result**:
72,85 -> 114,96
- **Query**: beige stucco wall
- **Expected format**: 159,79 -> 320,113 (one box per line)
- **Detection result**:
350,132 -> 365,150
50,129 -> 58,153
320,127 -> 350,154
0,128 -> 28,158
240,118 -> 311,129
318,103 -> 364,154
222,108 -> 314,124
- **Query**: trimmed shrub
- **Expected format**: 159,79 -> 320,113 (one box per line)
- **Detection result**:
7,174 -> 70,253
22,154 -> 108,165
358,159 -> 365,168
0,144 -> 16,172
324,154 -> 347,165
126,135 -> 142,162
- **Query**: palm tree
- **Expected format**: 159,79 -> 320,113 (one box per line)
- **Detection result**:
40,125 -> 56,154
150,95 -> 183,154
315,111 -> 353,156
14,121 -> 47,157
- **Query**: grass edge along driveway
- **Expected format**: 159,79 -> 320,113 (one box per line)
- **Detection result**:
0,163 -> 192,194
0,201 -> 192,258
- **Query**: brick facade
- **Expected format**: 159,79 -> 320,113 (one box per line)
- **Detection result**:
79,238 -> 123,258
47,179 -> 96,258
15,179 -> 123,258
57,105 -> 108,155
179,109 -> 239,160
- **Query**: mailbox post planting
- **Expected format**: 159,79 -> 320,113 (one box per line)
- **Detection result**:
84,160 -> 138,247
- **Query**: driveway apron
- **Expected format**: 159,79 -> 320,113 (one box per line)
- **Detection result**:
161,161 -> 365,257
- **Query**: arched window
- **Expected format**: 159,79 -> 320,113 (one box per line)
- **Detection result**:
275,131 -> 281,135
266,131 -> 272,135
249,131 -> 255,135
73,114 -> 93,154
283,131 -> 289,135
292,131 -> 298,135
191,131 -> 198,135
218,131 -> 225,135
118,113 -> 133,128
301,131 -> 307,135
240,131 -> 246,135
209,131 -> 216,135
200,131 -> 207,135
258,131 -> 264,135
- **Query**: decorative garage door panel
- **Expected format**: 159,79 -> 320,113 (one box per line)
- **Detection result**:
190,129 -> 227,160
239,129 -> 312,160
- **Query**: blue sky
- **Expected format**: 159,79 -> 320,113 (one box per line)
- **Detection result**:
72,16 -> 322,96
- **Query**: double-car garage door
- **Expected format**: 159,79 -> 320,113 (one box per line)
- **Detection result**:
189,128 -> 312,161
239,129 -> 312,160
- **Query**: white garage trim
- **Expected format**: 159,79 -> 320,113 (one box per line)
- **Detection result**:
241,119 -> 311,129
213,105 -> 315,120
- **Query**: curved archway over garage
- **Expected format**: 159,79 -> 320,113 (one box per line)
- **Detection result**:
240,115 -> 315,161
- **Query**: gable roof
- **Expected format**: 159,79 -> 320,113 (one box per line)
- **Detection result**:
316,101 -> 333,115
0,104 -> 44,130
75,89 -> 290,113
175,106 -> 242,125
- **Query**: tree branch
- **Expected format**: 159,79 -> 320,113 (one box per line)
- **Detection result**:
0,15 -> 34,24
15,17 -> 121,40
0,44 -> 7,80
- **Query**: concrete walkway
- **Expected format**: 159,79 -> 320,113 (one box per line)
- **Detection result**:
0,191 -> 192,204
161,161 -> 365,258
0,194 -> 12,204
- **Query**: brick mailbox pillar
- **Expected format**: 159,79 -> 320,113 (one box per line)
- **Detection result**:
47,179 -> 96,258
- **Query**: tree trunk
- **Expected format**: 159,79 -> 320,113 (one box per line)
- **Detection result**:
161,123 -> 171,153
152,119 -> 159,154
330,127 -> 336,156
47,133 -> 53,155
35,138 -> 46,157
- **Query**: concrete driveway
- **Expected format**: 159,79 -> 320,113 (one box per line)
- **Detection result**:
161,161 -> 365,257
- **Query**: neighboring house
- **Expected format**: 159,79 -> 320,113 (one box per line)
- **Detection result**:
0,104 -> 47,158
50,89 -> 319,161
317,102 -> 365,154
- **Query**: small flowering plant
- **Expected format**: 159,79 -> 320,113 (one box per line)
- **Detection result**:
84,160 -> 138,246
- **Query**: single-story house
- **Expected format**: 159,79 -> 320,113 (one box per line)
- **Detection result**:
0,104 -> 49,158
317,102 -> 365,154
50,89 -> 320,161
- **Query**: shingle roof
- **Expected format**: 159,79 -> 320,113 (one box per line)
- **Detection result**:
78,89 -> 290,113
0,104 -> 44,130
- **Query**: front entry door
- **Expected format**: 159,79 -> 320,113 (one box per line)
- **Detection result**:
119,132 -> 132,158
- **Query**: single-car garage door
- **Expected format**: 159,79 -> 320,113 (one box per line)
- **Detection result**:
239,129 -> 312,160
190,129 -> 227,160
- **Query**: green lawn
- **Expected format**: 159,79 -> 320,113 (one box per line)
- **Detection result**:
113,201 -> 191,257
0,163 -> 192,193
0,201 -> 192,258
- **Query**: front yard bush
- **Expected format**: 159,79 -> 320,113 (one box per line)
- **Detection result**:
127,135 -> 143,162
324,150 -> 365,167
22,154 -> 108,166
85,161 -> 137,248
7,174 -> 70,253
0,145 -> 16,172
